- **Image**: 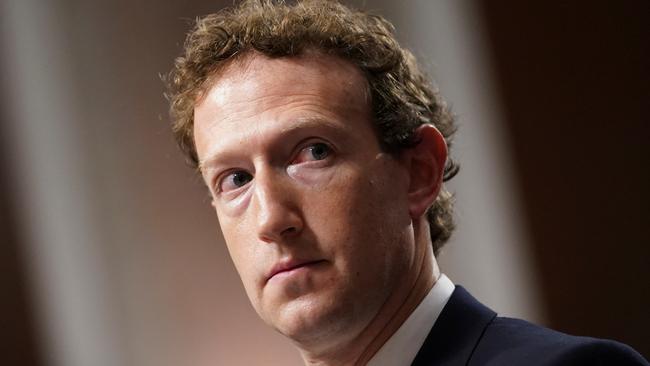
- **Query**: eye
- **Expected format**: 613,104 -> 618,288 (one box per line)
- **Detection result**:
293,142 -> 332,164
218,170 -> 253,193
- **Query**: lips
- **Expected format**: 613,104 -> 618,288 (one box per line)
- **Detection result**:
266,259 -> 325,283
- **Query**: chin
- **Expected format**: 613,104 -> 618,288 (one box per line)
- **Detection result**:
268,292 -> 355,344
268,288 -> 378,349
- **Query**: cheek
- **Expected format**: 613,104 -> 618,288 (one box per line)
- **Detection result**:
304,162 -> 410,255
218,216 -> 263,300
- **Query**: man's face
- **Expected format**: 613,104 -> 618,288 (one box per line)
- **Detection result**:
194,52 -> 418,345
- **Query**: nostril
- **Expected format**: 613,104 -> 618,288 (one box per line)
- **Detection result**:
282,226 -> 297,235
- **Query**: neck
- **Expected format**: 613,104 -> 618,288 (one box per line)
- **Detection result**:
298,222 -> 440,366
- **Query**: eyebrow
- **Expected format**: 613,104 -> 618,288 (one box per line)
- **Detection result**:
197,116 -> 349,173
279,116 -> 347,136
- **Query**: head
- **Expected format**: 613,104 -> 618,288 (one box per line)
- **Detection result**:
167,0 -> 458,255
166,0 -> 458,353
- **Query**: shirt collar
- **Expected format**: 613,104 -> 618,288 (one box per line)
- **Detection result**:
367,274 -> 455,366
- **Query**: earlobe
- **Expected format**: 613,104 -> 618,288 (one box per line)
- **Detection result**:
406,125 -> 448,219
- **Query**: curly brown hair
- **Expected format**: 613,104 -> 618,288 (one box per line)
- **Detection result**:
165,0 -> 459,255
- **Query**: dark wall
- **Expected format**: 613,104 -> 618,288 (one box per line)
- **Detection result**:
0,132 -> 41,366
0,14 -> 41,362
480,1 -> 650,356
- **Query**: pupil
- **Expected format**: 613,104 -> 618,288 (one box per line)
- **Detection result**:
311,143 -> 329,160
232,171 -> 250,187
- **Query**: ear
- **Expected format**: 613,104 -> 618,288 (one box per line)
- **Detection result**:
404,125 -> 448,219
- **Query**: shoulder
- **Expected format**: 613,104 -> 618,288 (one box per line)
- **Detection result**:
411,286 -> 648,366
471,316 -> 649,366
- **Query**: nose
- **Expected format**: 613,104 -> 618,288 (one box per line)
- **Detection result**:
252,170 -> 303,243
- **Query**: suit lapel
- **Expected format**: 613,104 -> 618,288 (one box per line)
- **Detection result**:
411,286 -> 497,366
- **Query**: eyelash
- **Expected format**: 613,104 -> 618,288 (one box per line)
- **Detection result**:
291,141 -> 333,164
215,169 -> 252,194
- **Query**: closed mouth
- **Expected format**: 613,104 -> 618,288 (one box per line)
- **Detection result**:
267,259 -> 326,283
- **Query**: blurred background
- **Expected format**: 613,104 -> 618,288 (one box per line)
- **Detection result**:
1,0 -> 648,365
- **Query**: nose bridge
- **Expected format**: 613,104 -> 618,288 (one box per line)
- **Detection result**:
252,167 -> 302,242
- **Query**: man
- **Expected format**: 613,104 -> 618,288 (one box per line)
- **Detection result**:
165,1 -> 648,365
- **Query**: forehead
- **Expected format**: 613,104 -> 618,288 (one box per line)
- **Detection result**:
201,50 -> 369,108
193,51 -> 373,161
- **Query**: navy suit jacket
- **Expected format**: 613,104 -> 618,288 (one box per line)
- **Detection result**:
411,286 -> 648,366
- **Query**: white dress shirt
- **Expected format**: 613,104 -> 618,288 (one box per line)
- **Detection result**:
367,274 -> 455,366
